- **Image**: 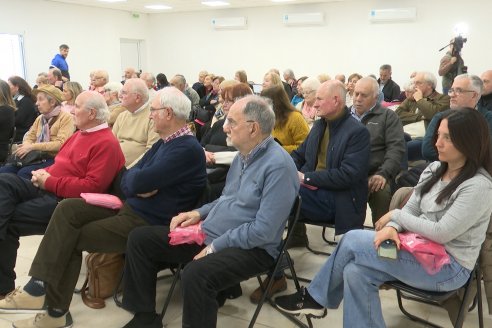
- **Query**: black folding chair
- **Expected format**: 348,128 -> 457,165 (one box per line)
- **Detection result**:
384,260 -> 483,328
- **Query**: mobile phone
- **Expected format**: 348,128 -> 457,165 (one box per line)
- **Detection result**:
378,239 -> 397,259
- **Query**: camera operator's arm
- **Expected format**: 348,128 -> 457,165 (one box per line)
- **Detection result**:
438,48 -> 457,77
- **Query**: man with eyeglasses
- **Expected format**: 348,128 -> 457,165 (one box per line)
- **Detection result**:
2,87 -> 207,328
117,95 -> 298,328
112,78 -> 159,168
422,73 -> 492,161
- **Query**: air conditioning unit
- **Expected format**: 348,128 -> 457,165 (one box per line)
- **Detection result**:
369,8 -> 417,23
211,17 -> 247,30
283,13 -> 324,26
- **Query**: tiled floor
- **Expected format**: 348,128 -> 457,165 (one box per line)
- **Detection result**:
1,225 -> 491,328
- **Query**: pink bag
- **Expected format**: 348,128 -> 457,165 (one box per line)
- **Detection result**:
398,232 -> 450,275
168,222 -> 206,246
80,193 -> 123,210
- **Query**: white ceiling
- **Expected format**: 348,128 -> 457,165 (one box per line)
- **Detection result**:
46,0 -> 344,14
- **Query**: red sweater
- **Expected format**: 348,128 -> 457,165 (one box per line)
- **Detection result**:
45,128 -> 125,198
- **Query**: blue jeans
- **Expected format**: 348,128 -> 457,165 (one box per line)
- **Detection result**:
307,230 -> 471,328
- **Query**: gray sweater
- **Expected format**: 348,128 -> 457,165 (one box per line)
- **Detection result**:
388,161 -> 492,270
199,137 -> 299,259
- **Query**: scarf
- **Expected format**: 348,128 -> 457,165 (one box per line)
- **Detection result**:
37,106 -> 61,142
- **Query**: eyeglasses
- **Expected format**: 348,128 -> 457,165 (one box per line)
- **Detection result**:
448,88 -> 476,96
224,117 -> 255,129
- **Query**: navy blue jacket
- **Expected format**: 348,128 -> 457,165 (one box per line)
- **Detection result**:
291,109 -> 371,234
121,135 -> 207,225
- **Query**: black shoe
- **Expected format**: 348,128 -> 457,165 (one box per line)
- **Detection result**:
122,313 -> 163,328
286,223 -> 308,249
275,287 -> 327,318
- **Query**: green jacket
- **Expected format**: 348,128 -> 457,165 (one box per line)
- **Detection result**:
395,91 -> 450,128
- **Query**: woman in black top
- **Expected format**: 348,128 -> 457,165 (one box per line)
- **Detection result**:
8,76 -> 38,142
0,80 -> 16,162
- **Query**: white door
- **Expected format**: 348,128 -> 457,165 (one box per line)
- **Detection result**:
120,38 -> 145,79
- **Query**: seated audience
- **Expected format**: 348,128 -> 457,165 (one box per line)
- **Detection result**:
89,70 -> 109,95
335,74 -> 346,83
423,74 -> 492,162
378,64 -> 401,102
0,85 -> 74,179
34,72 -> 49,89
317,74 -> 331,83
0,80 -> 16,163
478,70 -> 492,113
170,74 -> 200,110
234,69 -> 248,84
155,73 -> 169,90
140,72 -> 157,101
7,76 -> 38,142
261,85 -> 309,153
103,81 -> 125,127
192,70 -> 208,99
120,94 -> 299,328
283,69 -> 298,96
0,91 -> 125,302
122,67 -> 136,85
395,72 -> 450,127
351,77 -> 405,224
47,68 -> 64,90
275,108 -> 492,328
112,78 -> 159,168
345,73 -> 362,108
291,76 -> 308,107
251,81 -> 370,303
269,68 -> 293,99
262,71 -> 283,91
61,81 -> 83,113
0,88 -> 207,328
296,77 -> 321,128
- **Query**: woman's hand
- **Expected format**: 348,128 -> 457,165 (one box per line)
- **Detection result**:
374,226 -> 400,250
15,144 -> 34,159
374,210 -> 394,231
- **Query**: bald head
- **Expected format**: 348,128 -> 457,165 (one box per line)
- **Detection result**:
482,70 -> 492,96
314,80 -> 347,120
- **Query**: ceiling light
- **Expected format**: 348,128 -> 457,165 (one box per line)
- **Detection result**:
145,4 -> 172,10
201,1 -> 230,7
271,0 -> 296,2
98,0 -> 127,3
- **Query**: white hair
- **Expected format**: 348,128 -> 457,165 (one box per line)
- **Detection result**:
157,87 -> 191,120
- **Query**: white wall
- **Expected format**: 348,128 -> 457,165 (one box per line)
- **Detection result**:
0,0 -> 149,85
148,0 -> 492,91
1,0 -> 491,92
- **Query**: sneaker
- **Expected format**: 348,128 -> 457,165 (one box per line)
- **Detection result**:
249,276 -> 287,304
275,287 -> 327,318
13,312 -> 73,328
0,287 -> 46,314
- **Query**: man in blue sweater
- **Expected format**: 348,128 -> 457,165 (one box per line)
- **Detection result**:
119,95 -> 300,328
2,87 -> 207,328
49,44 -> 70,80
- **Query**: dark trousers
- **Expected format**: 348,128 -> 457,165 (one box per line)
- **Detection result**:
368,184 -> 391,225
298,186 -> 335,223
122,226 -> 274,328
0,173 -> 58,295
0,159 -> 54,180
29,199 -> 147,309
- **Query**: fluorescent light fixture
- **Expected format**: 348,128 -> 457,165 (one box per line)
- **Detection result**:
145,4 -> 172,10
98,0 -> 127,3
271,0 -> 296,3
201,1 -> 230,7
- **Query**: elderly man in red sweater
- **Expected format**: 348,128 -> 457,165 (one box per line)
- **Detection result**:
0,91 -> 125,300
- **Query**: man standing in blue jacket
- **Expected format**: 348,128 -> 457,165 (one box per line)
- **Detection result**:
49,44 -> 70,80
119,95 -> 299,328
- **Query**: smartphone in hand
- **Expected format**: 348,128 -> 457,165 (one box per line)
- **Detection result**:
378,239 -> 397,259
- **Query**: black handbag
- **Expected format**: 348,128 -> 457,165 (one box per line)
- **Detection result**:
6,150 -> 52,168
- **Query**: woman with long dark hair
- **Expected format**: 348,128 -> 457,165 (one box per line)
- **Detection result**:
275,108 -> 492,327
7,76 -> 38,142
0,80 -> 16,162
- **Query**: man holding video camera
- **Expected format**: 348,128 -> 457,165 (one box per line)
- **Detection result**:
438,36 -> 467,95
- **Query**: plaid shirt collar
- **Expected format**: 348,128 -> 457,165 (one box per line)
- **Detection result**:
163,125 -> 193,143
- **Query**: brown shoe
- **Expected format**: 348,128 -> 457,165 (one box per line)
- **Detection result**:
249,276 -> 287,304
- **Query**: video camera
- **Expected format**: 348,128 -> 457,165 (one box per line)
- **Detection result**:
451,35 -> 467,57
